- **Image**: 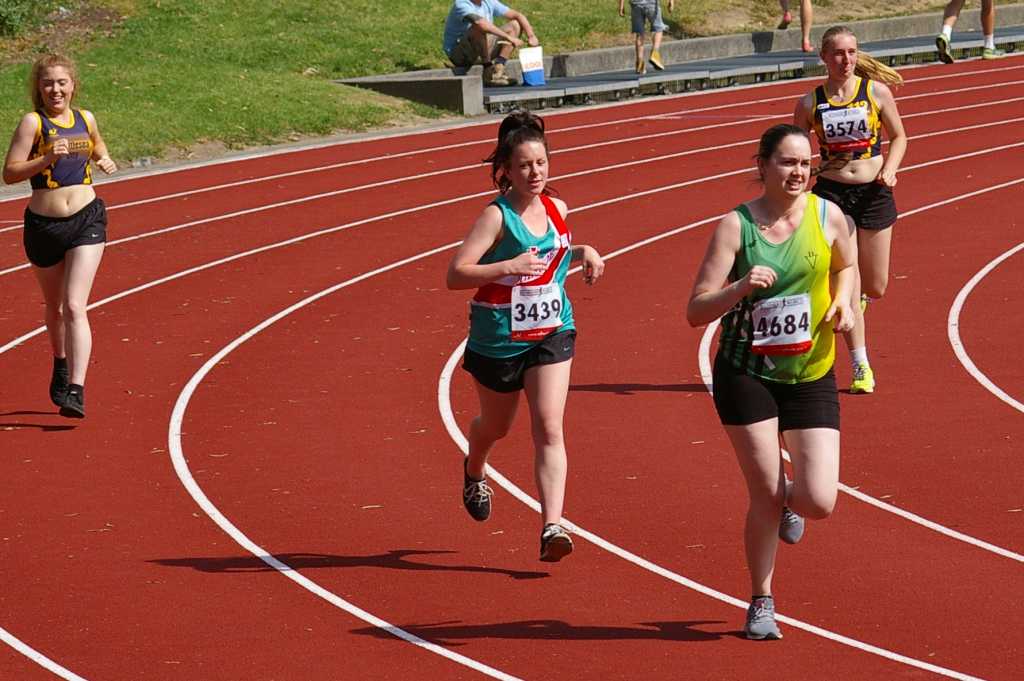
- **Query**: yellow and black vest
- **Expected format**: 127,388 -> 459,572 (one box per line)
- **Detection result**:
812,77 -> 882,163
29,108 -> 94,189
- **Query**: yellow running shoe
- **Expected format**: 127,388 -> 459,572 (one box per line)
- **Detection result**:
860,293 -> 869,313
649,49 -> 665,71
850,363 -> 875,394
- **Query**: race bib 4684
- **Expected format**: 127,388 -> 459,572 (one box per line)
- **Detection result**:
751,293 -> 812,356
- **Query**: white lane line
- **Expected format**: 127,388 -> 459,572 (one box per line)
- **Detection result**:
3,104 -> 1022,278
170,209 -> 980,681
3,69 -> 1022,233
694,178 -> 1024,564
3,130 -> 1023,360
429,178 -> 1024,677
167,242 -> 522,681
0,626 -> 87,681
438,342 -> 980,678
2,65 -> 1018,681
949,241 -> 1024,414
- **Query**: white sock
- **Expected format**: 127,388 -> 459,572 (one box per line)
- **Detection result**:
851,347 -> 869,367
941,25 -> 952,40
984,34 -> 995,49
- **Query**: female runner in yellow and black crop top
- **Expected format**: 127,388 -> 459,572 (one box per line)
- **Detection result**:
794,25 -> 907,396
3,54 -> 117,418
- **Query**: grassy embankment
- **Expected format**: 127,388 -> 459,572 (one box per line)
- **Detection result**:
0,0 -> 948,164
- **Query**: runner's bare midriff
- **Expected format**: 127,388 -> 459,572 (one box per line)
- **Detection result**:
29,183 -> 96,217
820,154 -> 883,185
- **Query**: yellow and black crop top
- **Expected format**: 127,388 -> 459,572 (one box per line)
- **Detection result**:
812,77 -> 882,163
28,108 -> 94,189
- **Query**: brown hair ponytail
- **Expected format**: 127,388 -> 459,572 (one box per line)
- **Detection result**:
483,110 -> 554,195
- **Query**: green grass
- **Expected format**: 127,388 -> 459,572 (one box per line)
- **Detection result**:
0,0 -> 950,163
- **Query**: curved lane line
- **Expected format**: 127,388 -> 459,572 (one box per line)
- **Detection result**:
1,60 -> 1021,221
3,76 -> 1023,236
434,180 -> 1024,675
171,213 -> 983,681
948,242 -> 1024,414
167,242 -> 523,681
3,113 -> 1023,680
3,109 -> 1022,278
0,627 -> 86,681
695,179 -> 1024,564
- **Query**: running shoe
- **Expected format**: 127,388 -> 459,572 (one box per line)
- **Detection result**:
850,363 -> 875,394
462,460 -> 493,521
777,11 -> 792,30
859,293 -> 869,313
59,385 -> 85,419
636,56 -> 646,75
539,523 -> 574,562
649,49 -> 665,71
779,506 -> 805,544
50,358 -> 69,407
935,34 -> 954,63
744,596 -> 783,640
982,47 -> 1007,60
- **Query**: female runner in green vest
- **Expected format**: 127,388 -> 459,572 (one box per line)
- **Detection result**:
687,124 -> 856,640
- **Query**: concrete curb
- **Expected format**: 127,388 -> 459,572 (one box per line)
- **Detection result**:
342,4 -> 1024,115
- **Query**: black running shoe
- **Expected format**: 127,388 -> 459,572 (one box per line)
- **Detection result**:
59,385 -> 85,419
462,460 -> 493,521
539,523 -> 573,562
50,358 -> 69,407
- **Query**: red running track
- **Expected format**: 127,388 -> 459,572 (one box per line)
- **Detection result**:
1,57 -> 1022,681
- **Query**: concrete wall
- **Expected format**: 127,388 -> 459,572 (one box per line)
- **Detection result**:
340,4 -> 1024,115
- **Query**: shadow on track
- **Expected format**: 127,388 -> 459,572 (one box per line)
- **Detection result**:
350,619 -> 729,646
569,383 -> 707,395
149,549 -> 549,580
0,410 -> 76,431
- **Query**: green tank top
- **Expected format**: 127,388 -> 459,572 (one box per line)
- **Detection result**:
718,193 -> 835,383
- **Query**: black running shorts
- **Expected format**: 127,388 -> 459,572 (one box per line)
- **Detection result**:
812,175 -> 897,231
711,352 -> 840,431
462,329 -> 576,393
23,198 -> 108,268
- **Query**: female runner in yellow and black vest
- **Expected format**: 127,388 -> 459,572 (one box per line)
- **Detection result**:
3,54 -> 117,418
794,25 -> 907,395
687,124 -> 856,641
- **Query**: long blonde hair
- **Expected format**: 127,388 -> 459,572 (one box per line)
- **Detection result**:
28,54 -> 79,110
821,26 -> 904,88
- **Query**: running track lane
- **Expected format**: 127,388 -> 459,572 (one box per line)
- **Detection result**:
0,58 -> 1019,679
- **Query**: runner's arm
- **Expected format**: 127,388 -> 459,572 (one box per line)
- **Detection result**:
447,204 -> 546,289
687,212 -> 774,326
873,82 -> 907,187
824,207 -> 856,331
3,113 -> 58,184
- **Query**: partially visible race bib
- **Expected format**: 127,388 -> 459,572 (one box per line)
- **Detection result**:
821,106 -> 870,153
510,282 -> 563,341
751,293 -> 812,355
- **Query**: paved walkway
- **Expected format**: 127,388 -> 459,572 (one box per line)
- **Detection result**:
483,25 -> 1024,111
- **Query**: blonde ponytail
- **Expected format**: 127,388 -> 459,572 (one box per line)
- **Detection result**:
856,52 -> 904,88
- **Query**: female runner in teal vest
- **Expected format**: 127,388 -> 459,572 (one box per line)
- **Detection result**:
447,110 -> 604,562
688,124 -> 856,639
